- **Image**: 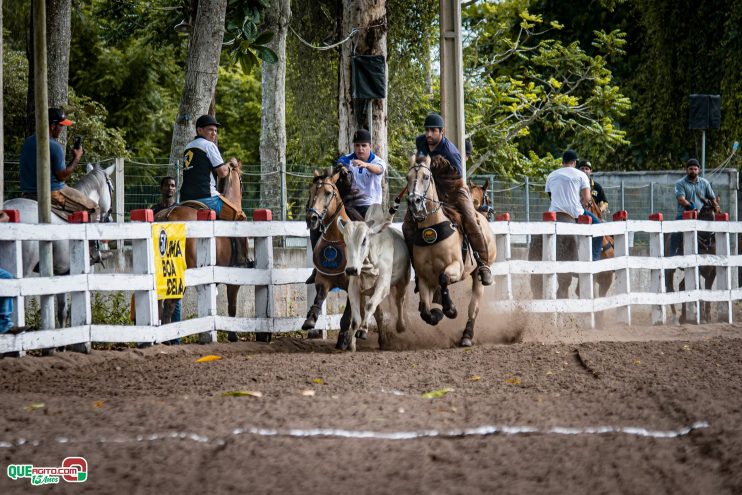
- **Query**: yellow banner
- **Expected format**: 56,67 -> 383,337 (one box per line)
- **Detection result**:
152,223 -> 186,300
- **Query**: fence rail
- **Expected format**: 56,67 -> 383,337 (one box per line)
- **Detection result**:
1,215 -> 741,355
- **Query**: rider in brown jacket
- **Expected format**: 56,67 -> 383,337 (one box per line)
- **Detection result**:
402,113 -> 493,286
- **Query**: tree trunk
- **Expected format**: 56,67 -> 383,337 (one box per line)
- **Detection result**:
338,0 -> 388,165
46,0 -> 71,145
168,0 -> 227,166
260,0 -> 290,220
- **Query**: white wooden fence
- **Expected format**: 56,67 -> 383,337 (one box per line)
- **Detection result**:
1,215 -> 740,354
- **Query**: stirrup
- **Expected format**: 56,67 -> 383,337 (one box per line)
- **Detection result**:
478,265 -> 493,286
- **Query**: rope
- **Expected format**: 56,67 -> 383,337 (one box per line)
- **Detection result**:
290,25 -> 358,51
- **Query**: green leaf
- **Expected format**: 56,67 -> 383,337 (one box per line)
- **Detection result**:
420,387 -> 454,399
242,20 -> 257,41
239,50 -> 259,73
254,45 -> 278,64
253,31 -> 275,46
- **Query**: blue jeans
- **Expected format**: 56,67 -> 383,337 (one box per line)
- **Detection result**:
166,300 -> 181,345
193,196 -> 223,217
582,210 -> 603,261
0,269 -> 14,333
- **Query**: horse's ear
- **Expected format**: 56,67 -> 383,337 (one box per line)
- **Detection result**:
369,221 -> 390,235
86,163 -> 94,173
103,164 -> 115,176
337,216 -> 347,233
408,154 -> 417,168
468,180 -> 475,189
313,169 -> 320,177
483,178 -> 489,192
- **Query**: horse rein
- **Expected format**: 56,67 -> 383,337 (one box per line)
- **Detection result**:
307,179 -> 342,235
408,163 -> 444,222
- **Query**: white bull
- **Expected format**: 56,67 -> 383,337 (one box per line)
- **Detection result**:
336,205 -> 410,352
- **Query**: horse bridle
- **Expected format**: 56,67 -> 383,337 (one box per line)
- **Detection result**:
407,163 -> 444,222
307,179 -> 342,235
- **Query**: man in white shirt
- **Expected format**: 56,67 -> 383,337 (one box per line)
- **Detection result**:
336,129 -> 385,220
545,149 -> 602,260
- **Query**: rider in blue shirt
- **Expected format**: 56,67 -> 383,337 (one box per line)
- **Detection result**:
669,159 -> 719,255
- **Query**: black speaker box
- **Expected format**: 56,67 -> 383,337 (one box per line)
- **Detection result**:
689,94 -> 721,129
352,55 -> 386,100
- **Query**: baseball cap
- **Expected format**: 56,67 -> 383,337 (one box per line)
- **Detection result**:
562,149 -> 578,163
195,114 -> 221,128
353,129 -> 372,144
578,159 -> 592,170
687,158 -> 700,168
424,113 -> 445,129
49,108 -> 73,126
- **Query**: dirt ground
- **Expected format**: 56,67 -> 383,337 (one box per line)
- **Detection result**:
2,297 -> 742,494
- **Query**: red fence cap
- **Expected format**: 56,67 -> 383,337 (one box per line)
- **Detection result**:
495,212 -> 510,222
196,209 -> 216,221
612,210 -> 628,221
682,210 -> 698,220
131,209 -> 154,223
577,215 -> 593,224
715,212 -> 729,221
1,209 -> 20,223
648,212 -> 664,221
253,209 -> 272,222
68,211 -> 89,224
542,211 -> 557,222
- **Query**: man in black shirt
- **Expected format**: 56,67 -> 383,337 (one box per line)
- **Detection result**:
151,176 -> 177,215
578,160 -> 608,214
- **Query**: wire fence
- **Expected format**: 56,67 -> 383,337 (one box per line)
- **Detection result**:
3,159 -> 737,235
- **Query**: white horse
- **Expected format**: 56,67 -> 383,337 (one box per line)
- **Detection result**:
3,163 -> 115,326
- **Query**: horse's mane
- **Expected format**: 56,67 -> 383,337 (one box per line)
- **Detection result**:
73,166 -> 106,195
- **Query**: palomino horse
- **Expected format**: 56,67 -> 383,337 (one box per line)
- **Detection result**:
664,198 -> 720,323
156,158 -> 251,342
3,164 -> 115,328
303,167 -> 354,349
468,179 -> 494,221
529,202 -> 615,300
407,155 -> 497,347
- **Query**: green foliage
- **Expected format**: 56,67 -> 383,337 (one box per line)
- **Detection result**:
224,0 -> 277,73
215,65 -> 262,163
91,292 -> 131,326
66,90 -> 129,162
2,48 -> 29,155
463,2 -> 631,179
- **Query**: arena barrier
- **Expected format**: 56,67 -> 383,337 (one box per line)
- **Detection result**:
1,210 -> 740,354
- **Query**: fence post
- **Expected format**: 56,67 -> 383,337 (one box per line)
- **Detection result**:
68,212 -> 92,353
113,157 -> 126,270
253,209 -> 274,342
130,209 -> 159,337
621,180 -> 625,212
195,209 -> 218,343
524,177 -> 530,224
577,215 -> 595,329
648,213 -> 666,325
650,182 -> 654,214
613,210 -> 631,325
714,213 -> 732,323
682,211 -> 700,323
0,210 -> 25,356
541,212 -> 557,301
494,213 -> 512,302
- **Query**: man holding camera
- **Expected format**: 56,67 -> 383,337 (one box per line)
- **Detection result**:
19,108 -> 98,218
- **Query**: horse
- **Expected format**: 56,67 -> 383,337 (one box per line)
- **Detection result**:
528,202 -> 615,300
664,198 -> 720,323
155,158 -> 250,342
468,179 -> 494,221
302,167 -> 355,350
3,163 -> 115,329
406,154 -> 497,347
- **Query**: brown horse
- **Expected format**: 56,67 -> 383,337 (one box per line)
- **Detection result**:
156,158 -> 251,342
303,167 -> 354,349
664,198 -> 720,323
407,155 -> 497,347
468,179 -> 494,221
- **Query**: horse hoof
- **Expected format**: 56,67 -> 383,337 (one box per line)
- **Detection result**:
430,308 -> 444,325
355,329 -> 368,340
307,329 -> 322,339
335,332 -> 350,350
443,307 -> 457,319
302,319 -> 316,331
227,332 -> 238,342
459,337 -> 473,347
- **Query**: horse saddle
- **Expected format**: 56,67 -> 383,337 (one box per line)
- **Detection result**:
154,200 -> 209,221
313,238 -> 347,276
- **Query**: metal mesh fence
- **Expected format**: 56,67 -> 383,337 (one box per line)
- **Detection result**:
3,159 -> 736,227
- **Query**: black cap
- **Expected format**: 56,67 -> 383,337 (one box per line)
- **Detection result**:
687,158 -> 700,168
562,149 -> 578,163
195,114 -> 221,128
578,159 -> 592,170
353,129 -> 371,144
49,108 -> 73,126
424,113 -> 445,129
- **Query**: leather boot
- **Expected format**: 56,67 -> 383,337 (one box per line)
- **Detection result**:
478,264 -> 493,286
